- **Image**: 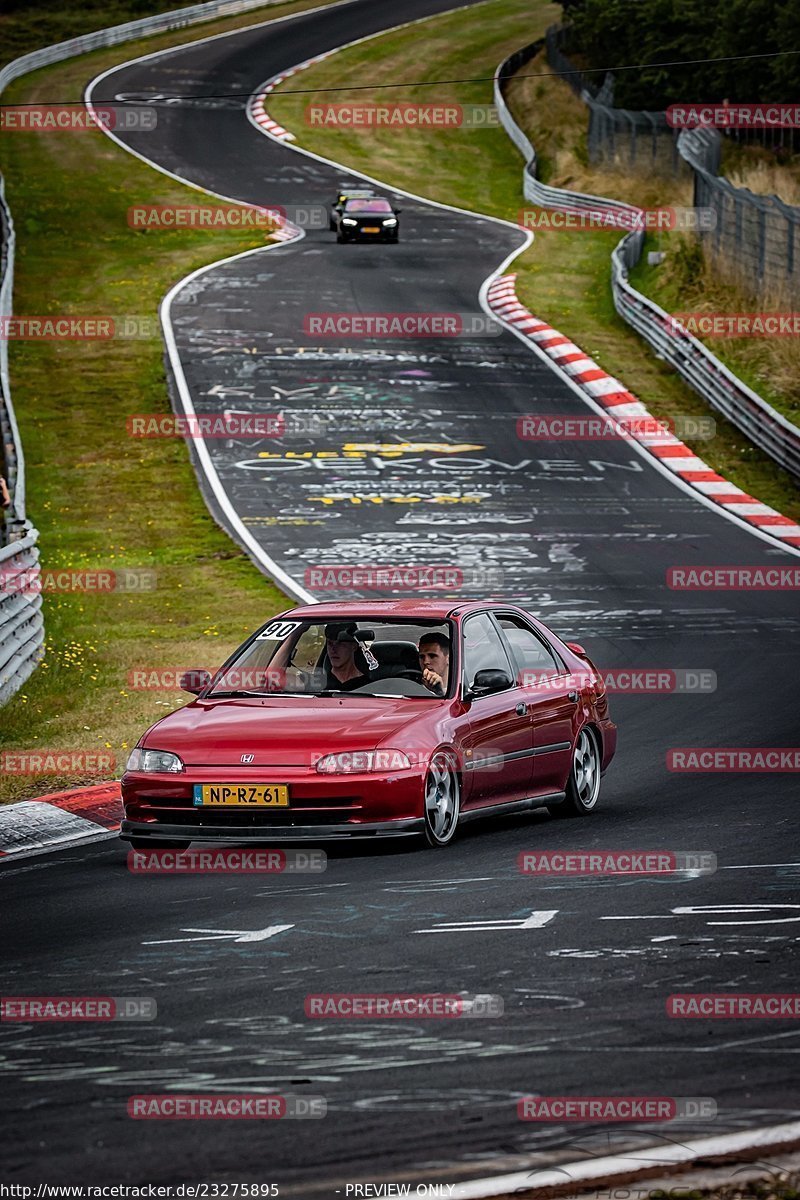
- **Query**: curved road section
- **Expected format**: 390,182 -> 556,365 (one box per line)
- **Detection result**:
1,0 -> 797,1191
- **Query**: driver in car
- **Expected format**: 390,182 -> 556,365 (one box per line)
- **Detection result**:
418,633 -> 450,697
324,623 -> 373,692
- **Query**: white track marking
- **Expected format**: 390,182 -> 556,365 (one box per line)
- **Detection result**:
415,909 -> 559,933
451,1121 -> 800,1200
143,923 -> 294,944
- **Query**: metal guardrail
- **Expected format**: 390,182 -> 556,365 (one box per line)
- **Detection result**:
0,0 -> 291,705
678,125 -> 800,303
0,177 -> 44,702
493,42 -> 800,483
545,26 -> 800,303
0,529 -> 45,706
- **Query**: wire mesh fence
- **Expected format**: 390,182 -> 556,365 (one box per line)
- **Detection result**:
545,25 -> 800,303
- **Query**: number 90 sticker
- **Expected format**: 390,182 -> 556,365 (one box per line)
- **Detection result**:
256,620 -> 301,641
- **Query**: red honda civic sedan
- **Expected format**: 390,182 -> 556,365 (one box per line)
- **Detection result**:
121,600 -> 617,850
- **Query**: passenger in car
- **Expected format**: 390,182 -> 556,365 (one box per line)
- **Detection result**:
418,633 -> 450,697
323,623 -> 372,691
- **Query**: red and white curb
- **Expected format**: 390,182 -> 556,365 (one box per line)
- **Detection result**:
249,51 -> 334,144
249,57 -> 339,243
0,781 -> 122,858
488,274 -> 800,550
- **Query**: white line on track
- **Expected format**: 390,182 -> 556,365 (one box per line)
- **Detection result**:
451,1120 -> 800,1200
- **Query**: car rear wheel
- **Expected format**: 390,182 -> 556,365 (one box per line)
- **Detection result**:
128,837 -> 192,850
422,751 -> 460,847
548,726 -> 601,818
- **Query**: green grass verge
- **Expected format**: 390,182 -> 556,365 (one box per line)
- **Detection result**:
0,0 -> 347,803
269,4 -> 800,522
629,235 -> 800,428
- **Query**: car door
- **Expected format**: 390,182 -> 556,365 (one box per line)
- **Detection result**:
460,612 -> 535,809
495,614 -> 578,793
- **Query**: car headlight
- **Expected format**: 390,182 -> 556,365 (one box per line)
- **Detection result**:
316,749 -> 412,774
341,218 -> 358,226
382,218 -> 398,226
126,748 -> 184,774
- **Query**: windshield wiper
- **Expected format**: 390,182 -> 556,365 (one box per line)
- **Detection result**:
210,689 -> 318,698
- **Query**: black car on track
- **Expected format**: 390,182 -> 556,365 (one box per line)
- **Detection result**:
329,186 -> 377,230
334,196 -> 401,243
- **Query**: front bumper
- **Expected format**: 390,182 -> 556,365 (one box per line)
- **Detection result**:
120,816 -> 424,843
121,764 -> 425,842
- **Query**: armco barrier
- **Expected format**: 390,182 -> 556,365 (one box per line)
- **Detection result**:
493,43 -> 800,482
0,176 -> 44,704
0,0 -> 293,705
0,528 -> 45,706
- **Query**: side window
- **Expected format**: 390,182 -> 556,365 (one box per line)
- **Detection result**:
497,615 -> 562,684
462,614 -> 513,691
289,626 -> 325,670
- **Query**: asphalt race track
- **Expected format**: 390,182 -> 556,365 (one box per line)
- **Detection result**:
2,0 -> 799,1190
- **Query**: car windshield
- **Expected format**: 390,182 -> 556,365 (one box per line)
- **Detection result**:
345,199 -> 393,213
207,619 -> 453,699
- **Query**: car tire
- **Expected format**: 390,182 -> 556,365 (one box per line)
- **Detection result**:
548,726 -> 601,818
422,750 -> 460,848
336,234 -> 348,243
128,838 -> 192,850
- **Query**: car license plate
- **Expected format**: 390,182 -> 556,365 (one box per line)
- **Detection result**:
362,226 -> 380,233
193,784 -> 289,807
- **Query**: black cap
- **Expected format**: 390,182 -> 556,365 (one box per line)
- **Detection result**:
324,622 -> 359,644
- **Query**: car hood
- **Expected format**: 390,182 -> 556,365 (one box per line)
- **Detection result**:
140,695 -> 433,767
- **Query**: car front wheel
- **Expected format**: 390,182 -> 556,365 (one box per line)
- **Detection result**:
422,751 -> 460,847
548,726 -> 601,817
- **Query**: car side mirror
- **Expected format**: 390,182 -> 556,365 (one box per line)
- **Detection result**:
565,642 -> 587,656
179,669 -> 211,695
393,207 -> 402,214
467,668 -> 512,699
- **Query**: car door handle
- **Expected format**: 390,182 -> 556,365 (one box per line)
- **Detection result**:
515,702 -> 527,716
568,691 -> 578,702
